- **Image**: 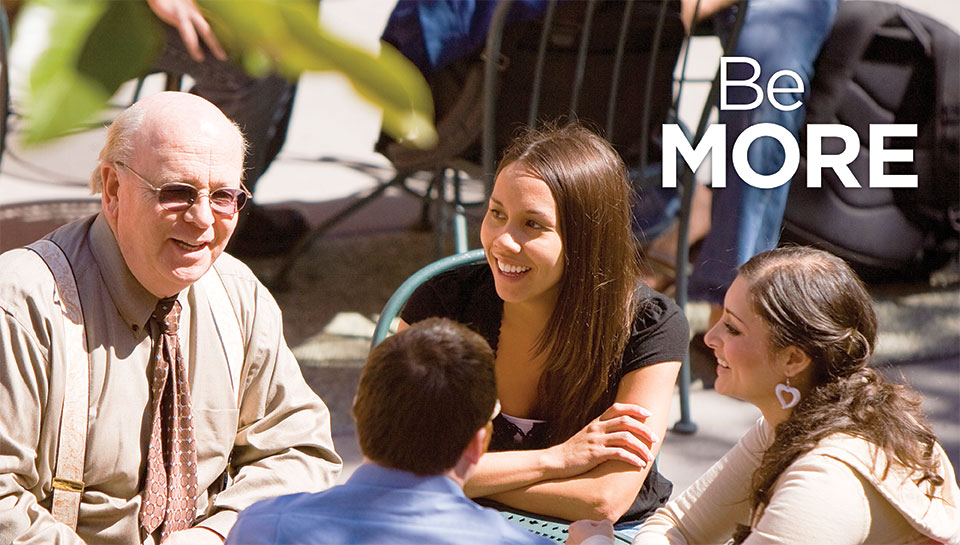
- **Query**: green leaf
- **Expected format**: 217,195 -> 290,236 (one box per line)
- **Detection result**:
19,0 -> 436,149
200,0 -> 437,149
20,0 -> 162,143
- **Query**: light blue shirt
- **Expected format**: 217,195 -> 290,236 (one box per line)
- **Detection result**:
225,463 -> 554,545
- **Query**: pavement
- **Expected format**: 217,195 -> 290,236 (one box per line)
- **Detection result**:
0,0 -> 957,499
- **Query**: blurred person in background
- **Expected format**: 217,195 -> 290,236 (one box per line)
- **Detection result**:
147,0 -> 306,258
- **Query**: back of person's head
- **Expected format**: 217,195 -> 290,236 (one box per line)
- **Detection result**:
493,122 -> 642,442
734,246 -> 944,530
353,318 -> 497,475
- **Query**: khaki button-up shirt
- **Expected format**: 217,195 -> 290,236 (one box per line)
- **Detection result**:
0,215 -> 341,544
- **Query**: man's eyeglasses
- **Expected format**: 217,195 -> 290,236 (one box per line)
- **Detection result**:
115,161 -> 251,216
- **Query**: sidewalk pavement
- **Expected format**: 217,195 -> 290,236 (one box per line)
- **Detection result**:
0,0 -> 956,498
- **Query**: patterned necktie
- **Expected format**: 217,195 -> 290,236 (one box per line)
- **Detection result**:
140,297 -> 199,539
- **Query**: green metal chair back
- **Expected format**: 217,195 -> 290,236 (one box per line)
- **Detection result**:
371,248 -> 486,349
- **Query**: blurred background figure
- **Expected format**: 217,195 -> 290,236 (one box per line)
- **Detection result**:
636,0 -> 840,384
147,0 -> 305,258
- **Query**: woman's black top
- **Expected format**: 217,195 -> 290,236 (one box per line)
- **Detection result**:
401,262 -> 690,522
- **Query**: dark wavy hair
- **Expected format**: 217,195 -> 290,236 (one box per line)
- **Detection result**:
495,123 -> 642,441
353,318 -> 497,475
731,246 -> 944,543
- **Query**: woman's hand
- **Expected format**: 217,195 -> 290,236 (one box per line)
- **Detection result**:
567,519 -> 615,545
548,402 -> 658,477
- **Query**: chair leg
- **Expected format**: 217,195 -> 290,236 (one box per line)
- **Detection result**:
452,169 -> 469,254
435,168 -> 453,258
669,0 -> 748,435
131,77 -> 147,104
164,73 -> 183,92
672,167 -> 697,435
453,204 -> 469,254
418,171 -> 444,231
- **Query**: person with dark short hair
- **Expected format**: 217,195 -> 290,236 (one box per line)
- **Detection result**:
226,318 -> 554,545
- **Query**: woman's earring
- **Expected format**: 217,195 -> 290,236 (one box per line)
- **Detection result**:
775,378 -> 801,410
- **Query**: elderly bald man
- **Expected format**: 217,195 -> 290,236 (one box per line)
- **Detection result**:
0,92 -> 341,544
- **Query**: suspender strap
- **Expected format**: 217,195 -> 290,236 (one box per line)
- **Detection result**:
26,240 -> 89,531
198,267 -> 245,406
24,241 -> 245,530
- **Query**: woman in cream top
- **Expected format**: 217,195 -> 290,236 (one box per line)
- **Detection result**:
569,246 -> 960,545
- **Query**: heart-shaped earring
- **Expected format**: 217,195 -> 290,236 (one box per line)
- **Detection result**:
775,378 -> 801,410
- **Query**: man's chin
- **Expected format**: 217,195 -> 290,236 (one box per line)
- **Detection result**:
169,257 -> 215,286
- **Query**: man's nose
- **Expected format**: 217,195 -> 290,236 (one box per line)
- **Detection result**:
183,194 -> 217,228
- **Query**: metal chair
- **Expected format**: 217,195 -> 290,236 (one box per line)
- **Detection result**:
328,1 -> 746,435
479,0 -> 685,191
668,0 -> 747,433
365,0 -> 722,433
370,0 -> 692,342
273,0 -> 689,289
480,0 -> 696,431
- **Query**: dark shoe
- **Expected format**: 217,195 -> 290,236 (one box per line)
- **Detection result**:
688,333 -> 717,389
227,205 -> 310,258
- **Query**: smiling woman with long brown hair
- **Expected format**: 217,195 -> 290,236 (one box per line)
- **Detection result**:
399,123 -> 689,530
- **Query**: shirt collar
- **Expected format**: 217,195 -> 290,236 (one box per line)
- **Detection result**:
88,214 -> 165,334
346,463 -> 464,496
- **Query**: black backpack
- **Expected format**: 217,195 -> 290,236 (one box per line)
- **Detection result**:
782,1 -> 960,281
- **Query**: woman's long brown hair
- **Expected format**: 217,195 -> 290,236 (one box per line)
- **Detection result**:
495,123 -> 642,441
732,247 -> 945,543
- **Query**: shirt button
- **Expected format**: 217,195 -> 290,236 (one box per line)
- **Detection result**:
132,324 -> 139,332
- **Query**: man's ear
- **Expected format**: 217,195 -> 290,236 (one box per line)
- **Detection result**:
462,426 -> 488,466
100,163 -> 121,226
450,425 -> 490,484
